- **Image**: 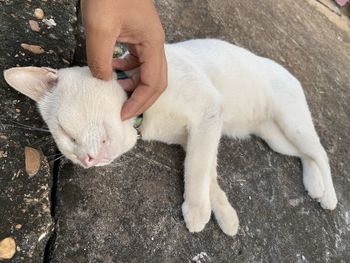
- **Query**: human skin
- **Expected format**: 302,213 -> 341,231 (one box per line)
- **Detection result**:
81,0 -> 168,120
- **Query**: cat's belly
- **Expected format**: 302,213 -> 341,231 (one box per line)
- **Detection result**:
222,120 -> 253,139
218,78 -> 273,139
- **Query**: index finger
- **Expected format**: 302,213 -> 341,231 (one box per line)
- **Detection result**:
86,33 -> 116,80
121,50 -> 167,120
81,0 -> 119,80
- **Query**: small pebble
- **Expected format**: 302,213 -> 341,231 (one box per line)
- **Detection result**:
48,33 -> 58,40
24,146 -> 41,176
113,46 -> 124,57
0,150 -> 7,158
29,20 -> 40,32
15,108 -> 21,113
34,8 -> 44,20
289,198 -> 301,207
15,224 -> 22,230
43,18 -> 56,28
42,203 -> 49,211
21,43 -> 45,54
0,237 -> 16,260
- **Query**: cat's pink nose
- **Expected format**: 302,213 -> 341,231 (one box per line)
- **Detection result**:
81,154 -> 95,167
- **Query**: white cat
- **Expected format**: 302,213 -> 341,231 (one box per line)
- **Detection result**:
4,39 -> 337,236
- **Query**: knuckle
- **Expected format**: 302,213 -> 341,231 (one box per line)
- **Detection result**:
156,84 -> 166,95
158,79 -> 167,92
152,32 -> 165,46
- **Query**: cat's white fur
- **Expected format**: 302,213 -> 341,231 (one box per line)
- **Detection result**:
4,39 -> 337,236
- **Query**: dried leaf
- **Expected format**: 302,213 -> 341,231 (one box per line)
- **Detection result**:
29,20 -> 40,32
25,146 -> 41,176
21,43 -> 45,54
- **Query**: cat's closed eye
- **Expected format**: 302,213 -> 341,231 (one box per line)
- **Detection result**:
58,123 -> 76,144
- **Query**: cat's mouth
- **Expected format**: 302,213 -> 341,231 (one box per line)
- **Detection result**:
77,156 -> 113,169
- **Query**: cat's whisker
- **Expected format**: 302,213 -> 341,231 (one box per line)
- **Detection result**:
0,124 -> 50,133
10,120 -> 50,131
0,118 -> 50,132
49,155 -> 65,163
10,119 -> 47,128
46,153 -> 63,159
31,136 -> 53,146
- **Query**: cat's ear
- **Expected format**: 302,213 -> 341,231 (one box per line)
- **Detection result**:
3,67 -> 58,102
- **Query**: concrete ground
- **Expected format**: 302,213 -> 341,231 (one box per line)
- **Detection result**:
0,0 -> 349,262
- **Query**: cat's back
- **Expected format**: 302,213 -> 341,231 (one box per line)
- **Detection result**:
165,39 -> 266,77
165,39 -> 253,63
162,39 -> 303,136
164,39 -> 296,93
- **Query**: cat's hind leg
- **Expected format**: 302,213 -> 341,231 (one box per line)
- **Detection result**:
259,97 -> 337,209
301,157 -> 326,199
210,166 -> 239,236
276,110 -> 336,209
256,122 -> 325,200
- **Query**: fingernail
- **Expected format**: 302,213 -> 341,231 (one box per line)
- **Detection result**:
121,110 -> 132,121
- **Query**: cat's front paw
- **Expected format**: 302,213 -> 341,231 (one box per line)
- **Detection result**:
319,187 -> 337,210
182,201 -> 211,233
213,203 -> 239,236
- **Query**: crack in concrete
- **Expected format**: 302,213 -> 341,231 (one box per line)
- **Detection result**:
42,1 -> 81,261
43,153 -> 62,263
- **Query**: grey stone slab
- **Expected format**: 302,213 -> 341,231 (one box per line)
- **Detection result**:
0,0 -> 78,261
51,0 -> 350,262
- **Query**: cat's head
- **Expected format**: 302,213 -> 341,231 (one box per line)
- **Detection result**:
3,66 -> 138,168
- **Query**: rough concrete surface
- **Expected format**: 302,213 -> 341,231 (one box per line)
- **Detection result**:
51,0 -> 350,262
0,0 -> 78,262
1,0 -> 350,262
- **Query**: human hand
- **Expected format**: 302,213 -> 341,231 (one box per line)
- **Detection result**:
81,0 -> 167,120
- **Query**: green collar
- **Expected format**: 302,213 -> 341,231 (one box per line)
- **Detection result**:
116,70 -> 129,80
133,114 -> 143,139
